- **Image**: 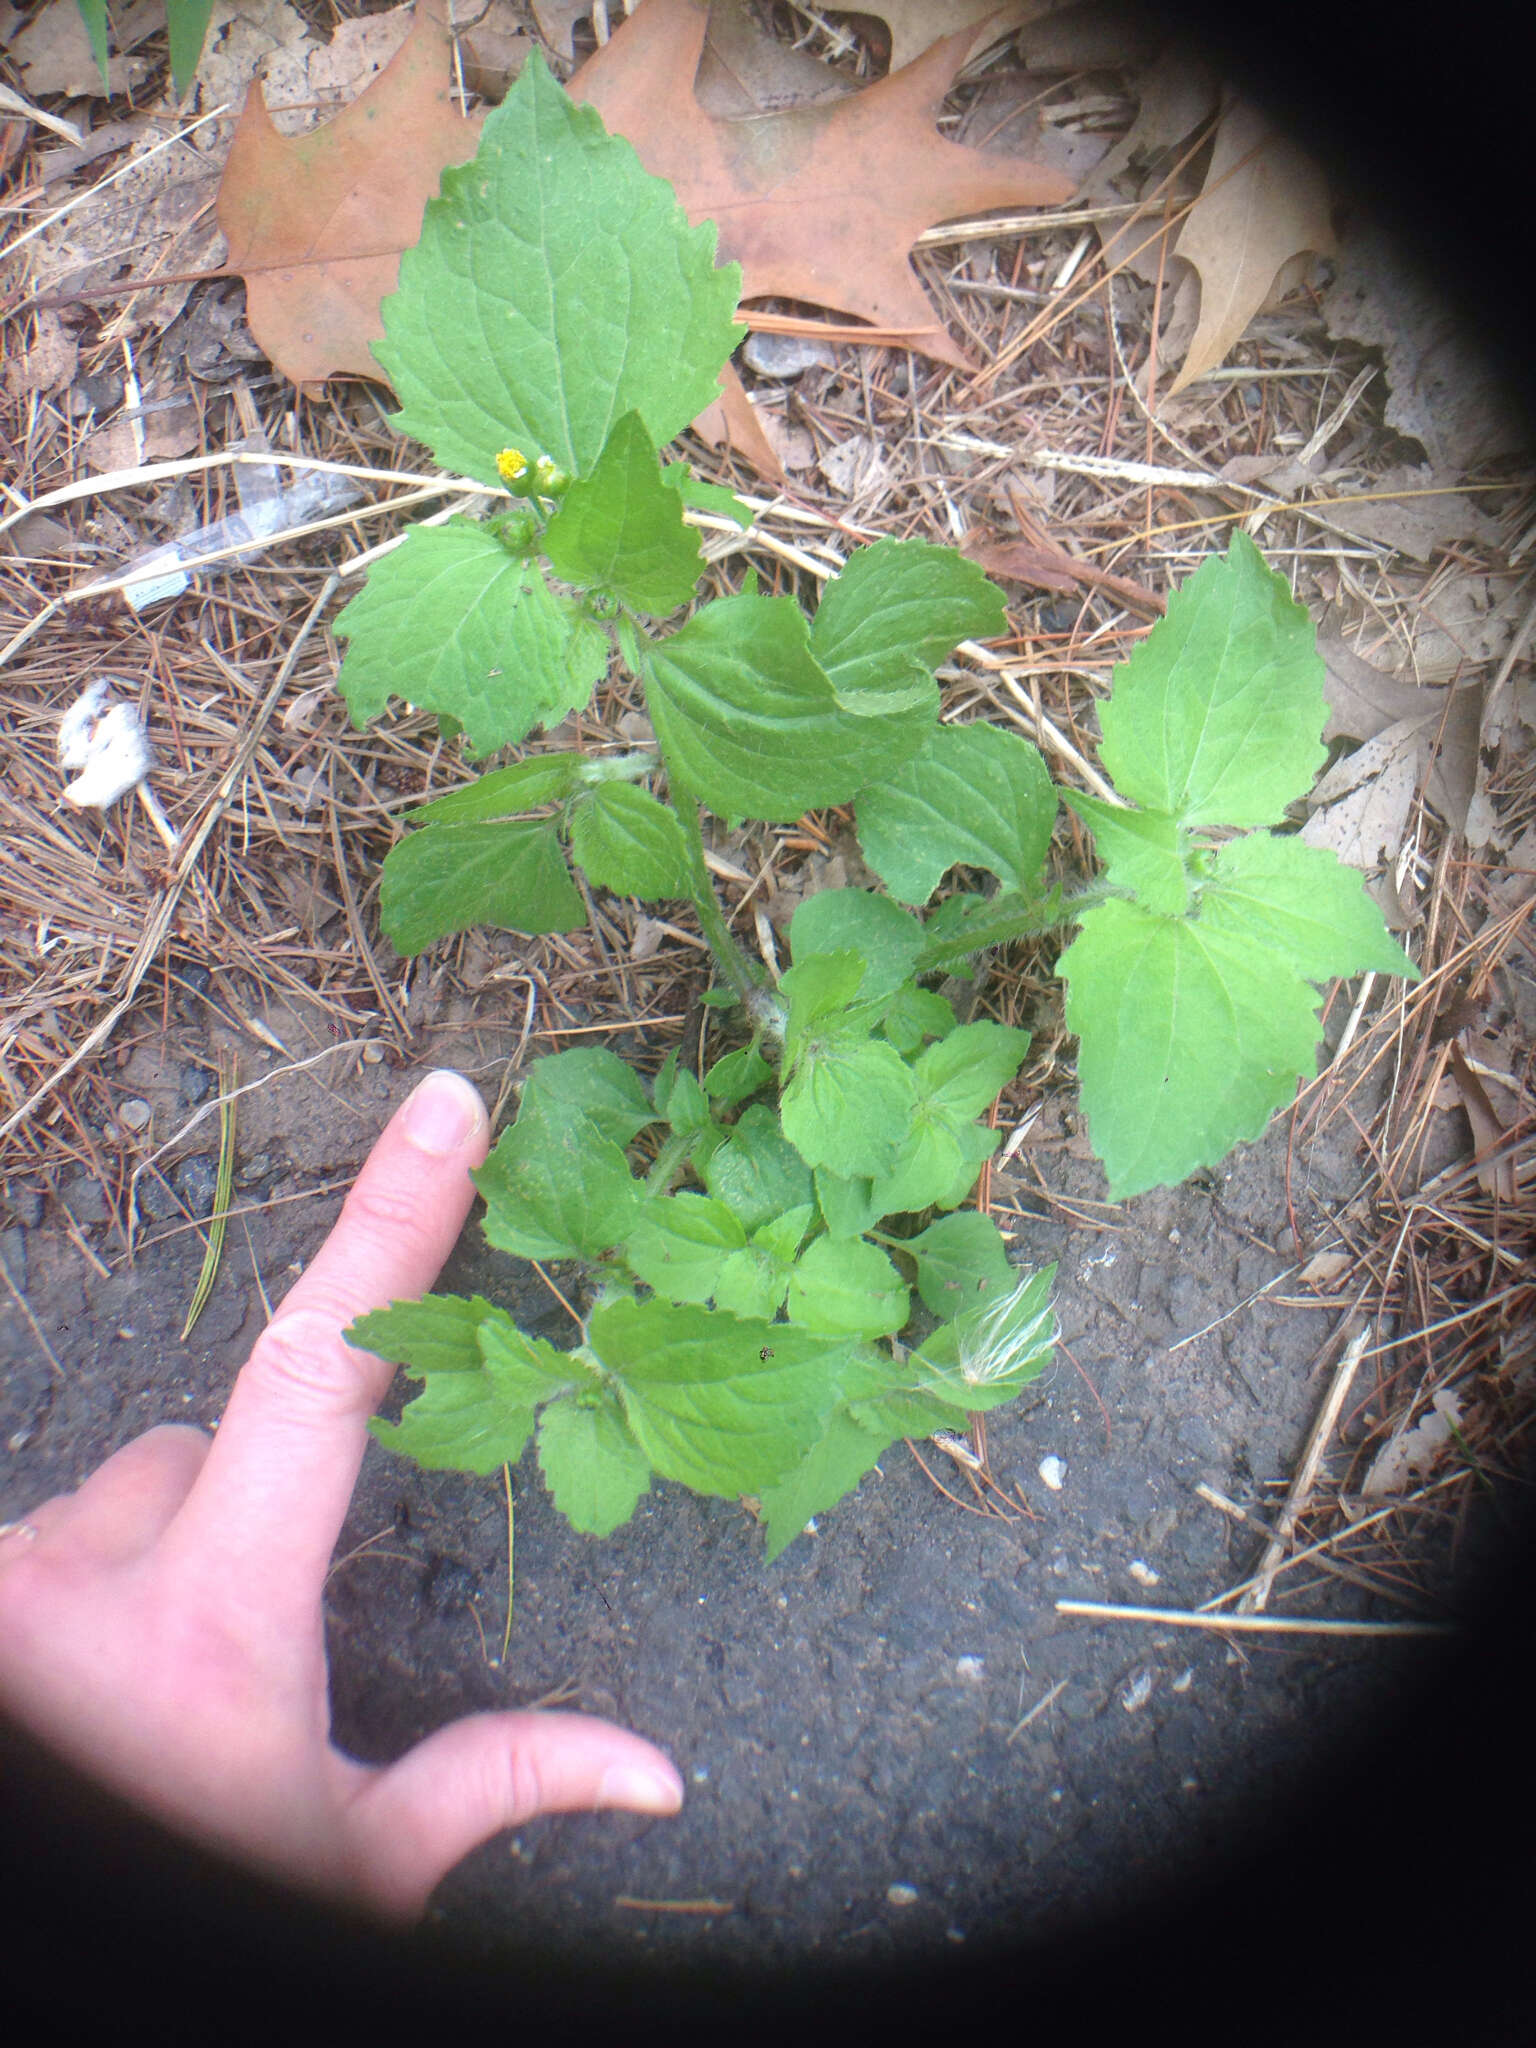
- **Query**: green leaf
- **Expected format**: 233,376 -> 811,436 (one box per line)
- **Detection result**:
376,51 -> 742,484
911,1020 -> 1031,1121
780,952 -> 875,1060
336,519 -> 608,755
625,1192 -> 746,1304
788,890 -> 925,1004
881,984 -> 956,1057
379,817 -> 585,954
569,781 -> 692,898
477,1095 -> 644,1260
588,1297 -> 850,1496
1062,829 -> 1418,1199
347,1293 -> 508,1375
520,1047 -> 658,1146
74,1 -> 109,92
856,722 -> 1057,904
815,1168 -> 881,1240
787,1235 -> 909,1340
655,1061 -> 712,1137
643,594 -> 932,823
370,1375 -> 536,1476
810,538 -> 1006,709
1198,833 -> 1420,980
866,1116 -> 997,1221
1064,791 -> 1191,916
712,1204 -> 813,1320
780,1036 -> 918,1179
1061,896 -> 1329,1199
541,412 -> 703,614
700,1102 -> 815,1232
166,0 -> 217,95
903,1211 -> 1018,1321
1098,530 -> 1327,827
537,1393 -> 652,1535
704,1045 -> 772,1105
478,1316 -> 587,1404
406,753 -> 586,824
363,1303 -> 585,1478
759,1408 -> 892,1562
662,464 -> 752,528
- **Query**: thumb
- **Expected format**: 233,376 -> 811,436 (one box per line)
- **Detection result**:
344,1710 -> 685,1919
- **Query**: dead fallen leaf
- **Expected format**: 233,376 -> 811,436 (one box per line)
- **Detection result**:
1448,1041 -> 1517,1201
966,488 -> 1166,614
748,400 -> 816,474
571,0 -> 1076,371
869,0 -> 1047,75
1164,96 -> 1334,398
1319,465 -> 1503,563
1322,214 -> 1529,470
1317,621 -> 1481,836
820,432 -> 892,499
23,116 -> 222,339
218,0 -> 482,387
1081,43 -> 1218,197
1298,1249 -> 1351,1289
965,536 -> 1078,595
1319,620 -> 1444,741
1360,1388 -> 1464,1498
192,0 -> 322,129
458,2 -> 532,100
531,1 -> 590,63
693,362 -> 789,482
1300,716 -> 1421,871
1406,573 -> 1527,686
3,309 -> 78,400
696,0 -> 857,116
11,0 -> 156,98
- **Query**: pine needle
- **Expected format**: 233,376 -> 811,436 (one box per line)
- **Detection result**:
180,1048 -> 237,1340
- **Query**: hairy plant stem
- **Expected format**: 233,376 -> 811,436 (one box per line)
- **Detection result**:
914,880 -> 1121,974
644,1127 -> 696,1194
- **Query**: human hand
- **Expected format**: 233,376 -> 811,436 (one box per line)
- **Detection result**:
0,1069 -> 683,1920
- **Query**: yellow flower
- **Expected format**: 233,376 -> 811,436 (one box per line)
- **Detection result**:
495,447 -> 529,485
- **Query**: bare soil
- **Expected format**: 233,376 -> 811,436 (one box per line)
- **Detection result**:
0,981 -> 1482,1974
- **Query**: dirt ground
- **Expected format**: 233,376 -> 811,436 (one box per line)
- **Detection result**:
0,982 -> 1489,1970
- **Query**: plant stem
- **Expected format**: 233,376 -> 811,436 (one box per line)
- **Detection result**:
670,787 -> 766,1008
644,1128 -> 696,1194
914,880 -> 1120,974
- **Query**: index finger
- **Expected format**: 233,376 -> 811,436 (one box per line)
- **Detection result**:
163,1069 -> 490,1611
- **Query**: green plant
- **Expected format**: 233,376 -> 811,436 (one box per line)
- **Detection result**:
339,56 -> 1416,1559
76,0 -> 216,98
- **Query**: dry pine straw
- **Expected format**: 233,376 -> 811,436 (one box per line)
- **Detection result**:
1,27 -> 1532,1609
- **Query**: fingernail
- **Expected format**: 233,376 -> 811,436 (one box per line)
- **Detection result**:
399,1070 -> 485,1157
598,1763 -> 684,1815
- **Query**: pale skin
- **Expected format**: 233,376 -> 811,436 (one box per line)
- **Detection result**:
0,1068 -> 683,1920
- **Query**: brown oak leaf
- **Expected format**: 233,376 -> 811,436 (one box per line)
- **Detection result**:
217,0 -> 481,387
570,0 -> 1076,370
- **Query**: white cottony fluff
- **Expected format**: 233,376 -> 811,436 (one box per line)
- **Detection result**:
57,682 -> 153,811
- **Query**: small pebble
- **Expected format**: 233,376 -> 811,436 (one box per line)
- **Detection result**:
954,1655 -> 985,1684
1038,1454 -> 1066,1492
172,1154 -> 219,1213
117,1097 -> 153,1134
886,1883 -> 919,1908
1171,1668 -> 1194,1695
741,331 -> 835,378
1128,1559 -> 1160,1588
